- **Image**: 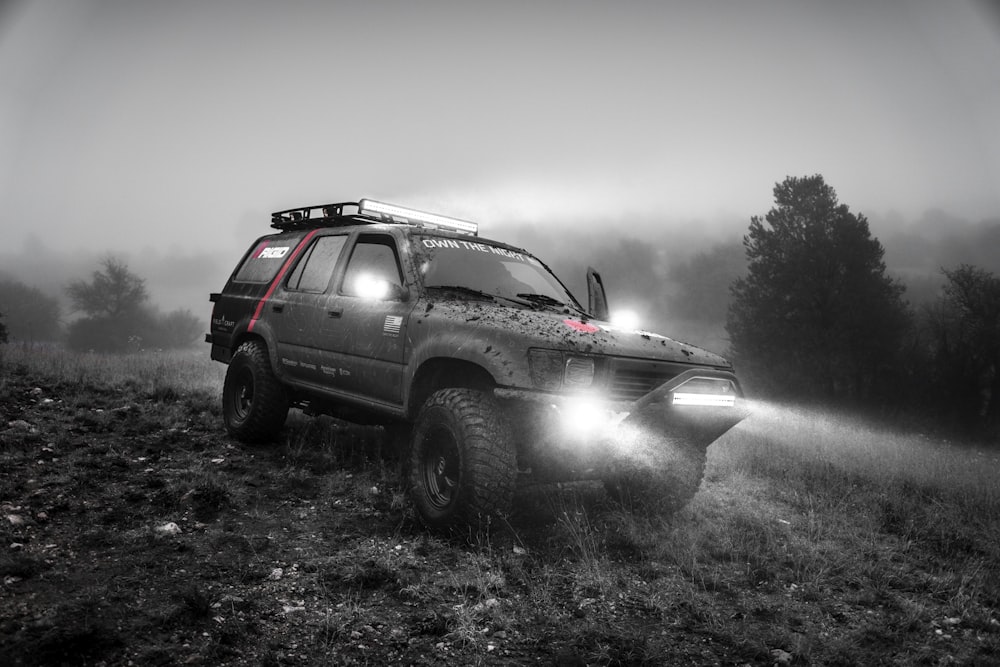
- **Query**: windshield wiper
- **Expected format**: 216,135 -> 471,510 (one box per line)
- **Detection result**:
427,285 -> 532,308
427,285 -> 494,300
516,293 -> 587,315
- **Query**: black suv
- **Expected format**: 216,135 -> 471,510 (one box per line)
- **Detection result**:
208,199 -> 746,529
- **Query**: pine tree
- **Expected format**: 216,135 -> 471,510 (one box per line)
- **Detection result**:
727,175 -> 908,401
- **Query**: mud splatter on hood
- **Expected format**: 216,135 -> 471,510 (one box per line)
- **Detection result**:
419,299 -> 731,369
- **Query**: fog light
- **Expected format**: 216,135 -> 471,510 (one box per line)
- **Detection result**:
556,398 -> 627,439
560,399 -> 604,436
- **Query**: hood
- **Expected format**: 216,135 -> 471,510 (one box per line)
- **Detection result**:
421,298 -> 731,369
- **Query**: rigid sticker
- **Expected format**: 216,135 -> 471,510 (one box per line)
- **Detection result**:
256,246 -> 290,259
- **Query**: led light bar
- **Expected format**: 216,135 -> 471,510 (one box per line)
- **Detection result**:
359,199 -> 478,235
671,375 -> 738,407
672,392 -> 737,407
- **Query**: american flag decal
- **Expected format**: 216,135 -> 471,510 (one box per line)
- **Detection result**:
383,315 -> 403,337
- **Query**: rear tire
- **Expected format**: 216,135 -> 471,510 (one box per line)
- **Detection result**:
408,388 -> 516,532
222,340 -> 289,443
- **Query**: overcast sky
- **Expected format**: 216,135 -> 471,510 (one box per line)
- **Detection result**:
1,0 -> 999,267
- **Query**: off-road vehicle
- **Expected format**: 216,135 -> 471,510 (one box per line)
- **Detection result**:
207,199 -> 746,530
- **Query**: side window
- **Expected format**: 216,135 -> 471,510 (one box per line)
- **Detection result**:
286,235 -> 348,292
341,236 -> 404,298
233,239 -> 296,283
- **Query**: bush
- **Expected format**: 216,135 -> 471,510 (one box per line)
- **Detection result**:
66,308 -> 203,353
66,316 -> 146,353
0,280 -> 62,342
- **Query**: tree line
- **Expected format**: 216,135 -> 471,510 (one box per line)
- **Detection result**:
0,257 -> 202,352
726,174 -> 1000,437
1,177 -> 997,436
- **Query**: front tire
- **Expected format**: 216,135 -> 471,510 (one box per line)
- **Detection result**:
222,340 -> 289,443
408,389 -> 516,532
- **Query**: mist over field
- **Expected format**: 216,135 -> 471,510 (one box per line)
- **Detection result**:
2,1 -> 998,356
2,206 -> 997,357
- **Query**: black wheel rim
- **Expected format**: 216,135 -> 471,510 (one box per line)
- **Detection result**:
231,366 -> 254,420
421,425 -> 460,511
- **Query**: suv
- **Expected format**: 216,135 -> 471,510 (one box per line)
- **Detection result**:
208,199 -> 746,530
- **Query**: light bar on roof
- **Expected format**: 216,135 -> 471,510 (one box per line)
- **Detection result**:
359,199 -> 478,235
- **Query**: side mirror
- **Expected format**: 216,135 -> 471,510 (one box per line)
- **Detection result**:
385,282 -> 409,302
350,274 -> 409,301
586,267 -> 608,321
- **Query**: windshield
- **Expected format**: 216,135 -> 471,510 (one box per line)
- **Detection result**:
414,235 -> 581,310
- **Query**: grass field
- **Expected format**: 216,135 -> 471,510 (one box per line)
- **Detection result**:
1,344 -> 998,665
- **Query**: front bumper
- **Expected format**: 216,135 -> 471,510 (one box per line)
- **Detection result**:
626,368 -> 749,445
496,368 -> 749,480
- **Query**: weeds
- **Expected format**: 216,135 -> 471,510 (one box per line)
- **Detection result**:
3,346 -> 1000,664
1,343 -> 224,395
555,509 -> 613,595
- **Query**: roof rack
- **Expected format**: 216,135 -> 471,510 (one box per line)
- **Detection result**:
269,198 -> 478,235
270,202 -> 363,231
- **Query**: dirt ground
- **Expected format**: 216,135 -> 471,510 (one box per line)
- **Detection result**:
0,364 -> 692,666
2,361 -> 998,666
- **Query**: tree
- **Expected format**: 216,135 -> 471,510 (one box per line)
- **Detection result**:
726,175 -> 908,402
64,259 -> 204,352
0,312 -> 8,344
0,279 -> 62,341
67,257 -> 148,319
66,258 -> 150,352
930,265 -> 1000,428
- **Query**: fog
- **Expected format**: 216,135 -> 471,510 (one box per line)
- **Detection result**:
1,1 -> 999,351
2,208 -> 998,358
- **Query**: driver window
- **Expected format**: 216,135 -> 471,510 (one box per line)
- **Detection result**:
341,236 -> 404,298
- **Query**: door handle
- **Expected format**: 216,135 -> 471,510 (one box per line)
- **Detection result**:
328,309 -> 342,318
272,304 -> 284,313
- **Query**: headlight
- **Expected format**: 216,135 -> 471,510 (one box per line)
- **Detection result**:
528,349 -> 597,390
563,357 -> 595,388
528,349 -> 563,390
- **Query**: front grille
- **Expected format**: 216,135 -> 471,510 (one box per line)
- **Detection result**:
608,359 -> 684,401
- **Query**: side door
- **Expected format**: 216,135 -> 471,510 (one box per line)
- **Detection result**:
268,233 -> 350,383
320,232 -> 414,405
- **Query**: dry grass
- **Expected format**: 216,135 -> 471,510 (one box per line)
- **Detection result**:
2,346 -> 998,665
0,342 -> 224,395
729,399 -> 1000,504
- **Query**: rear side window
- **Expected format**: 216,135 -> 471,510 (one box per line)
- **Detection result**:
233,239 -> 297,284
286,235 -> 348,292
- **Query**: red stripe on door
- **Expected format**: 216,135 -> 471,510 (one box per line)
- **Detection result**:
247,230 -> 320,332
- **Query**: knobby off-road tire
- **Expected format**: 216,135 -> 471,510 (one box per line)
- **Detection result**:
222,340 -> 289,443
408,388 -> 516,532
604,410 -> 708,517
